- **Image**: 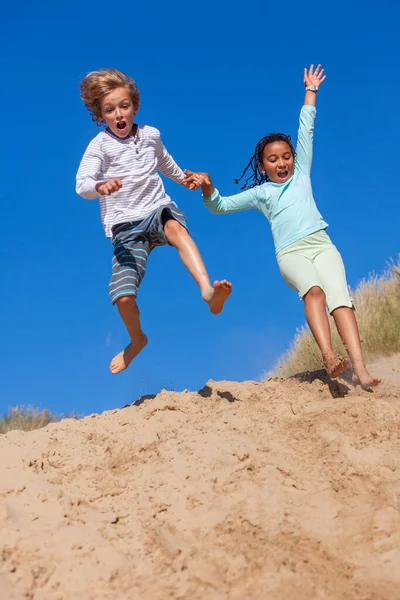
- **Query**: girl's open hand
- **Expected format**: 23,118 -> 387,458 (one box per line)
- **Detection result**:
304,64 -> 326,89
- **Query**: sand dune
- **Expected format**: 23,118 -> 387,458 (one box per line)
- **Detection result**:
1,357 -> 399,599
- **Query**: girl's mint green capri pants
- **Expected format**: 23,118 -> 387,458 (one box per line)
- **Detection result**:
277,230 -> 353,314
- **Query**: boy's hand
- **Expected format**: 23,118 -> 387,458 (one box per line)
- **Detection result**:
181,173 -> 199,190
304,64 -> 326,89
181,170 -> 205,191
183,170 -> 212,188
96,178 -> 122,196
183,170 -> 215,197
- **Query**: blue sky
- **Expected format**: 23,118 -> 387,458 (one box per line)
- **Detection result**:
1,0 -> 398,416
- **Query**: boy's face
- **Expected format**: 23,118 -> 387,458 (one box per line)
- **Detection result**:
100,86 -> 136,138
260,141 -> 294,183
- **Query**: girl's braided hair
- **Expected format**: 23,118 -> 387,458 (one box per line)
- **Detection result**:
234,133 -> 296,190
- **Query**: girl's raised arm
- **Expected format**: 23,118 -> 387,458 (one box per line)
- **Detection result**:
296,64 -> 326,174
303,64 -> 326,106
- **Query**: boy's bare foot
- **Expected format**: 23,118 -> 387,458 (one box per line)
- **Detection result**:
110,334 -> 148,375
352,367 -> 381,389
323,354 -> 349,379
203,280 -> 232,315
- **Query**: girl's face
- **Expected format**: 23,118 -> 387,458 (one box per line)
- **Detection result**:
260,141 -> 294,183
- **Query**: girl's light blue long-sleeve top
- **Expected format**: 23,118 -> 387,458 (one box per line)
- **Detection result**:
203,105 -> 328,254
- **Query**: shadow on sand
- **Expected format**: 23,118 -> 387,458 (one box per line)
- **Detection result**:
197,384 -> 240,404
121,384 -> 241,410
290,368 -> 352,398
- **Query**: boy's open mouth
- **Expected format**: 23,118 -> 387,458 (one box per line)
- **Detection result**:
116,121 -> 127,131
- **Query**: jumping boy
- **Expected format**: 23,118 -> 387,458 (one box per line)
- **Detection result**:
76,68 -> 231,374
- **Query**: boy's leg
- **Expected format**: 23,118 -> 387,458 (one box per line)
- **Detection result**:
163,217 -> 231,314
331,307 -> 380,388
109,223 -> 150,374
110,296 -> 148,375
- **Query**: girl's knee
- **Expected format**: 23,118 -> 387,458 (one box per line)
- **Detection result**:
304,285 -> 325,300
329,299 -> 354,315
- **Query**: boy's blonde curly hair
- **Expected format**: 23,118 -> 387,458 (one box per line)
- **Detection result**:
80,68 -> 140,125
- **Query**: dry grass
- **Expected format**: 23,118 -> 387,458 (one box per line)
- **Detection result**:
0,406 -> 76,434
273,260 -> 400,378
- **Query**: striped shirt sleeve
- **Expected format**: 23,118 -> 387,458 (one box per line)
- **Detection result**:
76,136 -> 105,199
154,129 -> 185,183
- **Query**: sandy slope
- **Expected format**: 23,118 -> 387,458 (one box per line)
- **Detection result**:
1,357 -> 399,599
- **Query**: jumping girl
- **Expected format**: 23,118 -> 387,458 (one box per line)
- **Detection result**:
185,64 -> 380,388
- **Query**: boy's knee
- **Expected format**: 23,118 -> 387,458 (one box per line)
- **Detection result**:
115,295 -> 137,308
164,219 -> 187,240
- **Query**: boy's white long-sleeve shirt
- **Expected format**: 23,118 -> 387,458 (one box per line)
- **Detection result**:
76,125 -> 185,237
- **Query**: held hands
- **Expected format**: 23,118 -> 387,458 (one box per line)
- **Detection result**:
304,64 -> 326,90
181,169 -> 210,191
181,171 -> 200,191
96,178 -> 122,196
181,170 -> 214,196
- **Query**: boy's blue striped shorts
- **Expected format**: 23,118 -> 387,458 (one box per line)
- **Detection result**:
109,203 -> 188,304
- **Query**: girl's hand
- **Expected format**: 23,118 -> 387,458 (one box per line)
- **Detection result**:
185,170 -> 212,185
181,170 -> 200,190
182,170 -> 215,196
304,64 -> 326,89
182,170 -> 211,191
95,178 -> 122,195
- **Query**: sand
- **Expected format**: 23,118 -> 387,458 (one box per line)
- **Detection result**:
1,356 -> 399,599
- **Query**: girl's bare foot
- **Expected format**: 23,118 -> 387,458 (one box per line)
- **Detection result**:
323,354 -> 349,379
352,366 -> 381,389
110,334 -> 148,375
203,280 -> 232,315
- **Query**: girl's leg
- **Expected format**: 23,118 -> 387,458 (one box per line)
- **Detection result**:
313,243 -> 380,387
331,307 -> 380,387
303,286 -> 349,377
110,296 -> 148,374
278,250 -> 348,377
164,219 -> 231,314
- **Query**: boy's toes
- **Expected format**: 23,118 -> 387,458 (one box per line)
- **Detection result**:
110,335 -> 148,375
110,350 -> 128,375
207,280 -> 232,315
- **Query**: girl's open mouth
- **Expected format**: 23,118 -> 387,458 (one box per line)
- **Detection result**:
116,121 -> 127,131
277,170 -> 289,180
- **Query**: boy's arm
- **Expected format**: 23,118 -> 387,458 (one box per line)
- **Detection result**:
76,138 -> 107,199
296,64 -> 326,174
189,172 -> 258,214
155,131 -> 186,184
